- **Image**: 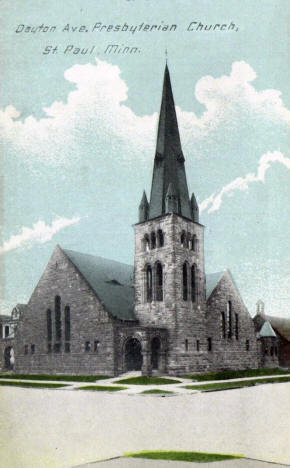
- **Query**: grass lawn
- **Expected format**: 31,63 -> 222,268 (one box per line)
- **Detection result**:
123,450 -> 243,462
0,380 -> 68,389
0,374 -> 110,382
114,376 -> 181,385
183,376 -> 290,391
141,389 -> 174,394
75,385 -> 127,392
182,368 -> 290,381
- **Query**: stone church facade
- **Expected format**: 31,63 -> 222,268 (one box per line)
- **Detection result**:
3,65 -> 288,376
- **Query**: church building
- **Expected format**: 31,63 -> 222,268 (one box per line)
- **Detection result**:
6,64 -> 286,376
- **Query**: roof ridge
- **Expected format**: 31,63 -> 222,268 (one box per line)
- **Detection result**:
62,248 -> 133,268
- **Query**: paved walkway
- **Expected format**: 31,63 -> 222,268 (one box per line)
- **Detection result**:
1,372 -> 290,395
76,456 -> 290,468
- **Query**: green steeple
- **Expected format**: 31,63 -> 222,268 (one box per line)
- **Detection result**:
191,192 -> 199,223
148,64 -> 193,221
138,190 -> 149,222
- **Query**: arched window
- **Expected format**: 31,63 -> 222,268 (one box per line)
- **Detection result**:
146,265 -> 153,302
181,231 -> 186,247
46,309 -> 52,342
55,295 -> 61,341
191,265 -> 197,302
5,326 -> 9,338
151,232 -> 156,249
157,229 -> 164,247
207,337 -> 212,351
182,263 -> 188,300
221,311 -> 226,339
235,313 -> 239,340
185,339 -> 188,351
227,301 -> 232,338
65,306 -> 70,341
144,234 -> 150,252
191,235 -> 197,251
155,262 -> 163,301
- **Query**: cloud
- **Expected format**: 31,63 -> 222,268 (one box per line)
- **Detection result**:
0,59 -> 156,166
0,59 -> 289,169
200,151 -> 290,213
0,216 -> 81,254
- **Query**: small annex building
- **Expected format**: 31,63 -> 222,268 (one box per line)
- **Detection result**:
253,300 -> 290,368
2,64 -> 289,376
0,305 -> 24,371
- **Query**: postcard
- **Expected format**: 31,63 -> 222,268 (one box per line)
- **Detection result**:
0,1 -> 289,467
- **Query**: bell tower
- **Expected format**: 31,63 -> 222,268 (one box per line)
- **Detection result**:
134,65 -> 208,374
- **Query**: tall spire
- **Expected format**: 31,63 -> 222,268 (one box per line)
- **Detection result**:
148,64 -> 192,221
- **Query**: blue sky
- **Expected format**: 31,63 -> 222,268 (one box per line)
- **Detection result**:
1,0 -> 289,318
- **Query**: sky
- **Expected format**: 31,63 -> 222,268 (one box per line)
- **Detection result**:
0,0 -> 289,318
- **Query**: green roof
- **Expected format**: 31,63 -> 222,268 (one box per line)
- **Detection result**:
206,272 -> 224,300
259,321 -> 277,338
266,315 -> 290,341
63,249 -> 135,321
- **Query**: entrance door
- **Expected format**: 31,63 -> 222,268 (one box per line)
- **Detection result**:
4,346 -> 13,370
151,337 -> 161,370
124,338 -> 143,371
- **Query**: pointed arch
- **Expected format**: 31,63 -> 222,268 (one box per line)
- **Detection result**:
146,265 -> 153,302
143,234 -> 150,252
221,311 -> 226,339
155,262 -> 163,301
191,264 -> 197,302
191,234 -> 197,251
150,232 -> 156,249
182,262 -> 188,300
55,295 -> 61,341
157,229 -> 164,247
65,305 -> 71,341
46,309 -> 52,341
227,301 -> 232,338
180,231 -> 186,247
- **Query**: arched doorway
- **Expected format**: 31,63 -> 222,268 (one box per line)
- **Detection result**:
4,346 -> 13,370
151,337 -> 161,370
124,338 -> 143,371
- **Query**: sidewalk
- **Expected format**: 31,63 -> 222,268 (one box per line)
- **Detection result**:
1,372 -> 289,395
75,456 -> 290,467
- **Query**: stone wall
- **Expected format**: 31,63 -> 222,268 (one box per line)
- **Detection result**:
0,337 -> 15,372
134,213 -> 208,374
206,272 -> 259,370
14,246 -> 116,376
258,336 -> 279,368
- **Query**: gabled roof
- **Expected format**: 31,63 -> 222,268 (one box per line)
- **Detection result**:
206,271 -> 224,300
259,320 -> 277,337
266,315 -> 290,342
63,249 -> 135,321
